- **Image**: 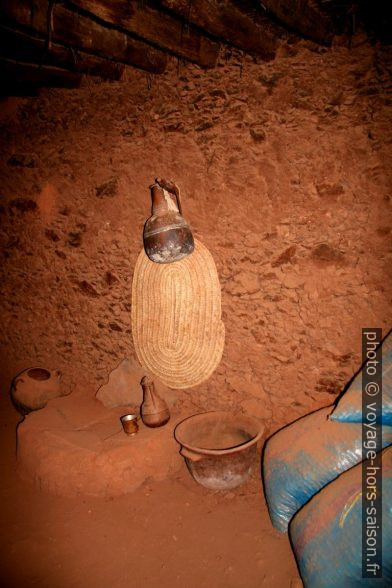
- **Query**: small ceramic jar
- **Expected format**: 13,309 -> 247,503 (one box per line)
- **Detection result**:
11,367 -> 62,414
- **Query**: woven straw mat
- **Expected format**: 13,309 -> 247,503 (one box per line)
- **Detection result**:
132,239 -> 225,389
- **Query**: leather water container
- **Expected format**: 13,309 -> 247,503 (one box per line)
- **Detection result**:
143,179 -> 194,264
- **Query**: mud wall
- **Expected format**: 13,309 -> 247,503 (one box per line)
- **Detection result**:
1,38 -> 391,431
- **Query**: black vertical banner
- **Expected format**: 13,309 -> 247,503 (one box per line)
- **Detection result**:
362,328 -> 383,578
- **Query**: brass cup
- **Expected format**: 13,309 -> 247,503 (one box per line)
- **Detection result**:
120,414 -> 139,436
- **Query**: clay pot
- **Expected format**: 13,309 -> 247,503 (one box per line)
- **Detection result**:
11,367 -> 62,414
175,411 -> 264,490
140,376 -> 170,427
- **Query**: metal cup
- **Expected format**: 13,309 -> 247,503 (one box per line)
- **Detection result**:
120,414 -> 139,435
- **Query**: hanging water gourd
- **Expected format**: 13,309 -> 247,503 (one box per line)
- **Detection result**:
143,178 -> 194,264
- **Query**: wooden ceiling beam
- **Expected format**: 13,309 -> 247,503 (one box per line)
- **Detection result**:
0,25 -> 125,81
68,0 -> 220,67
156,0 -> 277,60
0,57 -> 83,92
259,0 -> 334,45
0,0 -> 167,74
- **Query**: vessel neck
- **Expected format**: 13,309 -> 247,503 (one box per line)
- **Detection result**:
142,378 -> 156,405
150,184 -> 179,215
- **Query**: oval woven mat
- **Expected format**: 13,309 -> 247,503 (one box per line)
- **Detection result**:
131,239 -> 225,389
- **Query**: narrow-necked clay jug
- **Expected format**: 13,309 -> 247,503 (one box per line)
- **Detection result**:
143,178 -> 194,264
140,376 -> 170,428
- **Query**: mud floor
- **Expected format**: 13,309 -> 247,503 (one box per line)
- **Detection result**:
0,391 -> 300,588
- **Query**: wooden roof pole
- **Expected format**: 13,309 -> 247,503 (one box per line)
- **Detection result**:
157,0 -> 277,60
259,0 -> 334,45
0,0 -> 168,74
68,0 -> 220,67
0,25 -> 126,80
0,57 -> 83,92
